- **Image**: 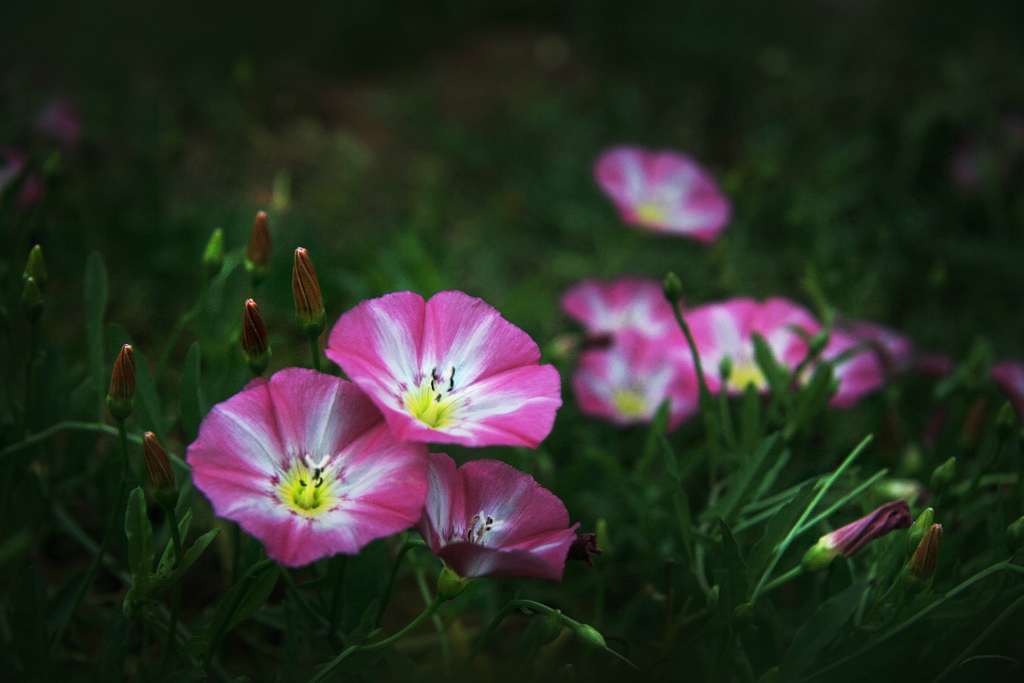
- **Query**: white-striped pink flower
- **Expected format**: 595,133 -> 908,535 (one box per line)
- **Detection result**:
326,291 -> 561,448
417,453 -> 579,580
573,329 -> 698,430
186,369 -> 429,567
992,361 -> 1024,416
560,276 -> 679,340
594,145 -> 731,242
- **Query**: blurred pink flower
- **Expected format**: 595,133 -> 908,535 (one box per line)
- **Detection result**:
0,148 -> 44,209
560,276 -> 679,340
841,320 -> 916,376
594,145 -> 731,242
33,96 -> 81,151
819,329 -> 887,408
326,291 -> 561,448
187,368 -> 429,567
417,453 -> 579,580
683,297 -> 820,394
992,361 -> 1024,416
572,329 -> 697,430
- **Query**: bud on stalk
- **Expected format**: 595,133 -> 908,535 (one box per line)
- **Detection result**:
106,344 -> 136,421
245,210 -> 273,285
292,247 -> 326,337
24,244 -> 48,290
241,299 -> 271,375
143,432 -> 177,493
902,523 -> 942,594
203,227 -> 225,281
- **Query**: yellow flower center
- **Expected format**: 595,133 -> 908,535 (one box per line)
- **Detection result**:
403,366 -> 464,430
611,388 -> 648,419
277,455 -> 337,517
727,361 -> 767,392
635,201 -> 668,227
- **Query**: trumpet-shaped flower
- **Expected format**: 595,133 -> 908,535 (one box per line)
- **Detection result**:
187,368 -> 429,567
417,453 -> 579,580
560,277 -> 680,340
326,291 -> 561,448
573,330 -> 698,430
594,146 -> 731,241
683,297 -> 821,394
802,500 -> 913,572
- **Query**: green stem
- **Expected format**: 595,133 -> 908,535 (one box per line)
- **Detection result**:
798,560 -> 1024,682
309,334 -> 322,372
760,565 -> 804,595
203,558 -> 276,670
749,434 -> 873,605
278,566 -> 333,633
50,419 -> 132,652
374,538 -> 426,628
308,594 -> 445,683
156,285 -> 207,382
158,581 -> 182,678
0,420 -> 189,469
669,298 -> 722,474
164,502 -> 183,570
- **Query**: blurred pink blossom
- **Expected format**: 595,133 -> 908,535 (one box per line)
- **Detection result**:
32,96 -> 81,151
992,361 -> 1024,416
594,145 -> 731,242
560,276 -> 679,340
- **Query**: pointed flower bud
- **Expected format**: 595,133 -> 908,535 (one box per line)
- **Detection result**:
106,344 -> 136,421
1007,516 -> 1024,554
292,247 -> 326,337
930,457 -> 956,496
437,564 -> 471,601
903,523 -> 942,594
23,244 -> 48,290
662,272 -> 683,306
245,210 -> 272,284
203,227 -> 225,281
22,276 -> 43,322
241,299 -> 271,375
143,432 -> 177,493
906,507 -> 934,554
572,623 -> 606,649
801,500 -> 913,572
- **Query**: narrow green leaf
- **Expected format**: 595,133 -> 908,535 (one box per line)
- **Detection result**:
195,558 -> 278,662
84,252 -> 108,414
124,487 -> 153,581
719,518 -> 749,609
157,508 -> 193,577
674,488 -> 696,565
779,580 -> 868,681
716,433 -> 785,525
179,342 -> 206,441
751,332 -> 787,395
747,482 -> 815,581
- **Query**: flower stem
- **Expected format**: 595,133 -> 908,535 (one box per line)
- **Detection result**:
50,418 -> 132,653
760,565 -> 804,595
308,334 -> 322,372
307,594 -> 445,683
374,537 -> 427,628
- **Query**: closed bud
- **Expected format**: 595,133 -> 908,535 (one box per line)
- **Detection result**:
930,457 -> 956,496
706,585 -> 720,615
292,247 -> 326,337
802,501 -> 913,572
537,609 -> 564,646
241,299 -> 271,375
23,244 -> 48,290
903,524 -> 942,594
662,272 -> 683,306
203,228 -> 225,281
22,276 -> 43,322
437,564 -> 470,601
245,211 -> 272,284
143,432 -> 177,493
1007,516 -> 1024,554
808,329 -> 830,357
719,355 -> 733,383
106,344 -> 136,421
733,602 -> 755,630
572,623 -> 606,649
906,508 -> 934,555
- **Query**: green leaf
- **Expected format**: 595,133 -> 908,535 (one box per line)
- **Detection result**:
179,342 -> 206,441
84,251 -> 108,415
123,487 -> 154,615
108,324 -> 169,441
779,580 -> 868,681
715,433 -> 786,526
157,508 -> 194,577
747,482 -> 815,582
751,332 -> 787,395
188,559 -> 278,661
719,519 -> 749,610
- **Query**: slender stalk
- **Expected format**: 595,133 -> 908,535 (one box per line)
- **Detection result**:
0,420 -> 189,469
374,538 -> 426,628
308,595 -> 445,683
50,419 -> 132,652
308,334 -> 322,372
760,565 -> 804,595
669,299 -> 722,475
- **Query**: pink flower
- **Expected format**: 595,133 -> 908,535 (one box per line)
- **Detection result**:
594,145 -> 731,241
560,276 -> 679,340
0,148 -> 44,210
326,291 -> 561,448
992,361 -> 1024,417
572,329 -> 698,430
819,330 -> 887,409
841,320 -> 916,376
683,297 -> 820,394
187,368 -> 429,567
802,500 -> 913,571
417,453 -> 579,580
33,96 -> 81,151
